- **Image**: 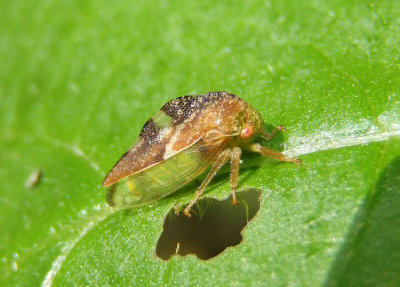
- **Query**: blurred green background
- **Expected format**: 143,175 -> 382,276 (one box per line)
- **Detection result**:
1,0 -> 400,286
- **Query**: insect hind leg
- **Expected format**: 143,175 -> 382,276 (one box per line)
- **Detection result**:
184,148 -> 231,217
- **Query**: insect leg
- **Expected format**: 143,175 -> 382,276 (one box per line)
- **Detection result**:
230,147 -> 242,206
249,143 -> 302,165
262,125 -> 286,140
184,148 -> 231,217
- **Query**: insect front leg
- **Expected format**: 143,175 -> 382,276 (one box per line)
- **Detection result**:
249,143 -> 302,165
262,125 -> 286,140
184,148 -> 231,217
230,147 -> 242,206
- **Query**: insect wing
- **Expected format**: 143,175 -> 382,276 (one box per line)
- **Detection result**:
106,133 -> 227,207
103,109 -> 208,187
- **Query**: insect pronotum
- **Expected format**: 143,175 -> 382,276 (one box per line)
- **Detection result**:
103,92 -> 301,217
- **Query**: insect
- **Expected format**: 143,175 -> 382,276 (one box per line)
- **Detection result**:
103,91 -> 301,217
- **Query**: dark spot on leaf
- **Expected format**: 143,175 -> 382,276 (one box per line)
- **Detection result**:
25,169 -> 43,188
156,188 -> 261,260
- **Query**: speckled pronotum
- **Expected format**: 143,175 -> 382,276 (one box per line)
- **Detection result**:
103,92 -> 301,216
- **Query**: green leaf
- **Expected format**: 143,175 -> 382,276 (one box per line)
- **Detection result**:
1,0 -> 400,286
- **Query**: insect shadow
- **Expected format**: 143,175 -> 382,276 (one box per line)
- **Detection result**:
156,187 -> 261,260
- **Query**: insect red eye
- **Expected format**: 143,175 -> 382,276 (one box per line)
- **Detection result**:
240,126 -> 254,139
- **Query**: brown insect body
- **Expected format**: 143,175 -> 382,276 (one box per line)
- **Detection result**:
103,91 -> 300,216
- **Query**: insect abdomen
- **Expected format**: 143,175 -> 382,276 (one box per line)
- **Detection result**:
106,138 -> 225,207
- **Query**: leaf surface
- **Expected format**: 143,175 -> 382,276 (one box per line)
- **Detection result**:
1,0 -> 399,286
